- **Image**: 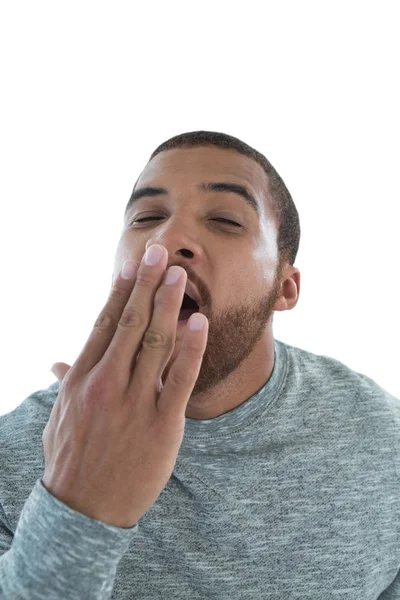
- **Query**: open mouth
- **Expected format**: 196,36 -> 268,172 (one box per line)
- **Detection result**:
178,293 -> 200,321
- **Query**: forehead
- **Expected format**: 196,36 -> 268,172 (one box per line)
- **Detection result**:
137,146 -> 270,204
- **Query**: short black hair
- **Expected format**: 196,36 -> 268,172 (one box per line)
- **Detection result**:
126,130 -> 300,270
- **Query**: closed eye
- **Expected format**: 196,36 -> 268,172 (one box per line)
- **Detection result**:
134,217 -> 241,227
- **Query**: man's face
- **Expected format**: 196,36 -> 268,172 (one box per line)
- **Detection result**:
114,145 -> 288,398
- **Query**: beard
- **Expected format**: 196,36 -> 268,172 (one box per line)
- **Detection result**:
160,269 -> 282,398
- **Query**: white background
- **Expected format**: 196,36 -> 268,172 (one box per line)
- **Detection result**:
0,1 -> 399,416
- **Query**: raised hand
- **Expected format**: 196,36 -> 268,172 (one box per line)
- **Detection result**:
42,245 -> 208,528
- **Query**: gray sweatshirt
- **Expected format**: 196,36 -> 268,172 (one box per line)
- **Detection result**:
0,338 -> 399,599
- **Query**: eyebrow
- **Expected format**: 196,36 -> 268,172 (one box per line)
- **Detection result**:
125,181 -> 261,218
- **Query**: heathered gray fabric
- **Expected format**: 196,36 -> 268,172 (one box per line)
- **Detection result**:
0,338 -> 399,599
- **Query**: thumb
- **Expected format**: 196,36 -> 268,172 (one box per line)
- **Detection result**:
51,362 -> 72,382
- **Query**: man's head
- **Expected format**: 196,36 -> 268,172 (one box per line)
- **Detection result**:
113,131 -> 300,399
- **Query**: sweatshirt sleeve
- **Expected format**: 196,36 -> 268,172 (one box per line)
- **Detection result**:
0,478 -> 138,600
379,568 -> 400,599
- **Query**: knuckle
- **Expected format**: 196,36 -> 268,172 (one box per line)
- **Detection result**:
111,282 -> 130,297
142,326 -> 171,351
94,310 -> 117,332
135,272 -> 157,289
169,367 -> 190,387
84,374 -> 106,399
83,370 -> 119,406
118,307 -> 145,330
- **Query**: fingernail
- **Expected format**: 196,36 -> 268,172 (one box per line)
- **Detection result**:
145,245 -> 164,266
189,313 -> 205,331
164,266 -> 183,285
121,259 -> 137,279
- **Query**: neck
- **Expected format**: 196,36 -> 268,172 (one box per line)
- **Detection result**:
185,329 -> 275,420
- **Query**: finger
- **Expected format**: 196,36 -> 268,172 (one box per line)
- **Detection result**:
51,362 -> 71,381
158,311 -> 209,418
71,257 -> 141,376
131,264 -> 187,397
100,245 -> 171,376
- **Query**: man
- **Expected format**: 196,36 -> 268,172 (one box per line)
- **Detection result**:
0,131 -> 399,599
